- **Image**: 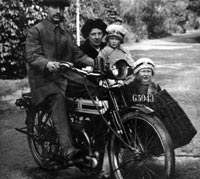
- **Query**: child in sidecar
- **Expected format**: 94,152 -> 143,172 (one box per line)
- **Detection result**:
122,57 -> 161,104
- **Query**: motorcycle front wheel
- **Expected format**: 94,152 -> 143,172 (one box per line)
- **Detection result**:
109,112 -> 175,179
27,109 -> 62,170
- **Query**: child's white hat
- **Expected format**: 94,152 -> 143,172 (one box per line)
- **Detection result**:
133,58 -> 155,74
106,24 -> 127,42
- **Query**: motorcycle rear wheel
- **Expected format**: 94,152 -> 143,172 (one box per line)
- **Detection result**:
27,109 -> 63,170
109,112 -> 175,179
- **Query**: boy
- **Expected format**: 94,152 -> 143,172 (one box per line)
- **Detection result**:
97,24 -> 135,70
123,57 -> 161,104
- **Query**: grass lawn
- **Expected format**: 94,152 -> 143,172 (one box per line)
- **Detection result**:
0,78 -> 29,97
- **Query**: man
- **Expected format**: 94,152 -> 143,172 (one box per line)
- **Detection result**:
79,18 -> 107,59
26,0 -> 94,160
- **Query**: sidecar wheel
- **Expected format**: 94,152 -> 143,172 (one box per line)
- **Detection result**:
109,112 -> 175,179
27,109 -> 63,170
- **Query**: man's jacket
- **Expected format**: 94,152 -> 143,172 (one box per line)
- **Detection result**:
26,18 -> 94,105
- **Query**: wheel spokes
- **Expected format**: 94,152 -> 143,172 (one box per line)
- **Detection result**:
113,118 -> 167,179
31,110 -> 60,160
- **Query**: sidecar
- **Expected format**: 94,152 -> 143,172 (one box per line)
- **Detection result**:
144,89 -> 197,149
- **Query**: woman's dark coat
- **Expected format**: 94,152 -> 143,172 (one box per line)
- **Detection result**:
79,39 -> 106,59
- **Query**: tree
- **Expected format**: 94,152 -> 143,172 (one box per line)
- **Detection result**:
141,0 -> 169,38
0,0 -> 45,79
187,0 -> 200,15
186,0 -> 200,29
121,0 -> 199,38
122,0 -> 169,39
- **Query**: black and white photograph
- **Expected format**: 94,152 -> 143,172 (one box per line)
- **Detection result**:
0,0 -> 200,178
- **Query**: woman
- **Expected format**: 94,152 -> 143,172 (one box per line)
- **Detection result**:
80,19 -> 107,59
80,19 -> 112,179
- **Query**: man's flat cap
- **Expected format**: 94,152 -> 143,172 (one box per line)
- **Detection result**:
43,0 -> 70,6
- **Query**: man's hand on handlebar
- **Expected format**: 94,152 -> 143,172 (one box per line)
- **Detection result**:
81,66 -> 93,72
46,61 -> 60,72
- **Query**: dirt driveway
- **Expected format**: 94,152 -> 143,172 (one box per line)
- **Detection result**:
0,31 -> 200,179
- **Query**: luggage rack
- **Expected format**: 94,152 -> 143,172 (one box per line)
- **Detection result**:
15,92 -> 32,109
15,92 -> 32,136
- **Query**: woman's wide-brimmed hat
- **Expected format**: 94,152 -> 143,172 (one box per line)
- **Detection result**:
43,0 -> 70,6
81,19 -> 107,39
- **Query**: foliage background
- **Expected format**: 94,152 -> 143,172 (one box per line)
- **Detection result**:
0,0 -> 200,79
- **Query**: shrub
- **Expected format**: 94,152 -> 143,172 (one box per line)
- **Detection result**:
122,0 -> 170,39
0,0 -> 45,79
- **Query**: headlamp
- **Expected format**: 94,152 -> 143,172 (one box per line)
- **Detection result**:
111,65 -> 119,76
110,60 -> 129,80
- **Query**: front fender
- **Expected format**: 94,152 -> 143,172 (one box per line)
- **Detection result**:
120,104 -> 155,115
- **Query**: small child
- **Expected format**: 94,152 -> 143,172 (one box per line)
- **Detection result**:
97,24 -> 135,70
122,57 -> 161,104
98,25 -> 135,179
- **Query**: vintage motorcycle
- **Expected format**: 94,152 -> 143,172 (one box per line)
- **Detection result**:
15,60 -> 175,179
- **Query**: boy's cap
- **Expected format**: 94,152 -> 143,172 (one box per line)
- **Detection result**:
134,58 -> 155,74
43,0 -> 70,6
106,24 -> 127,42
81,19 -> 107,39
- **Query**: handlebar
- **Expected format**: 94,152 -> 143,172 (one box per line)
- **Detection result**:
59,62 -> 102,77
60,62 -> 130,88
59,62 -> 128,88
